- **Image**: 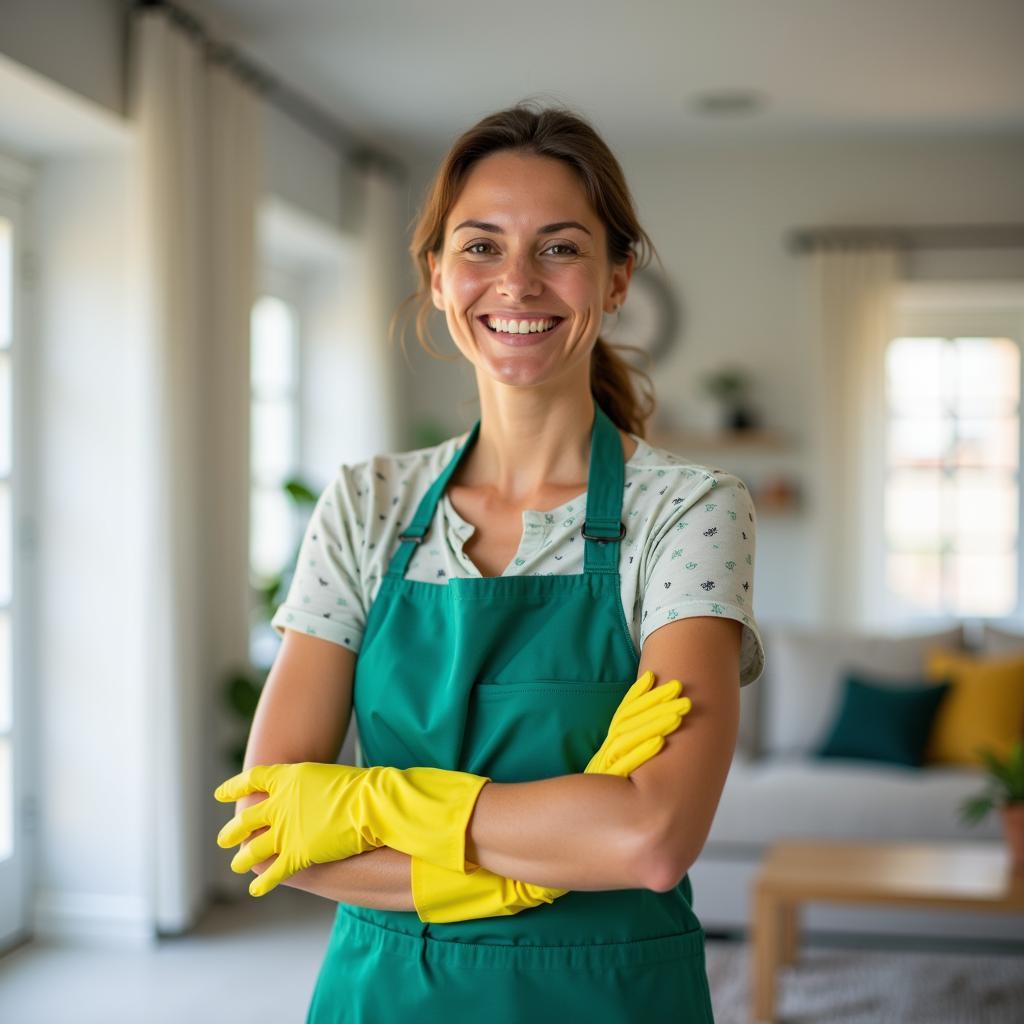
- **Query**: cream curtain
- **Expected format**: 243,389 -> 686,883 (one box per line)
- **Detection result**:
803,245 -> 905,630
129,6 -> 262,932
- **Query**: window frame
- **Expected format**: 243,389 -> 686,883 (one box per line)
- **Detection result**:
886,282 -> 1024,624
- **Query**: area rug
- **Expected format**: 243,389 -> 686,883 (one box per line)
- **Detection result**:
705,937 -> 1024,1023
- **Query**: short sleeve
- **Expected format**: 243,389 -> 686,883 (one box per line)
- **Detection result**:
269,463 -> 366,652
639,471 -> 766,687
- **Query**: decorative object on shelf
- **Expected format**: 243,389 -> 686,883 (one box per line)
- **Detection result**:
959,738 -> 1024,872
614,265 -> 683,367
755,473 -> 802,513
699,364 -> 760,431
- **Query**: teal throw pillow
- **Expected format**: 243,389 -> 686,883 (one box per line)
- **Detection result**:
813,673 -> 951,768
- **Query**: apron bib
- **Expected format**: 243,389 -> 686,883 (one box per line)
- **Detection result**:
306,401 -> 715,1023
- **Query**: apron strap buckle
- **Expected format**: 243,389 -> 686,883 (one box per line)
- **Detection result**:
580,519 -> 627,542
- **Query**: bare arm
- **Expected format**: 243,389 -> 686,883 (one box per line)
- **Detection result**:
234,628 -> 415,910
463,617 -> 743,893
236,618 -> 740,902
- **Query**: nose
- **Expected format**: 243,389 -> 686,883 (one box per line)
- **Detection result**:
497,253 -> 542,302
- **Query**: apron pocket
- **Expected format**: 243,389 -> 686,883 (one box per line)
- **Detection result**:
465,679 -> 633,781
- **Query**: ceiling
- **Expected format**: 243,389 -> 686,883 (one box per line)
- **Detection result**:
183,0 -> 1024,165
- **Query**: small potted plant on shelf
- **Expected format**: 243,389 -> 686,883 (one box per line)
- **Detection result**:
699,365 -> 759,431
959,739 -> 1024,872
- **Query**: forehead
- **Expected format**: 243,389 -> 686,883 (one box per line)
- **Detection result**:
447,151 -> 596,231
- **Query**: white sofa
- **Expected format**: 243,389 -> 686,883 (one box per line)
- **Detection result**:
688,620 -> 1024,943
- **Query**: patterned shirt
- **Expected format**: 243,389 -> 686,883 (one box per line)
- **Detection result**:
271,430 -> 766,687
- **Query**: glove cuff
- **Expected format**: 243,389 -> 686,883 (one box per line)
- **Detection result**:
363,766 -> 490,874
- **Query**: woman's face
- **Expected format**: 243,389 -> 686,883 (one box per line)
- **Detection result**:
428,150 -> 632,389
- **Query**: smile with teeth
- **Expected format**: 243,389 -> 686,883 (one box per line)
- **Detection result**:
482,316 -> 563,335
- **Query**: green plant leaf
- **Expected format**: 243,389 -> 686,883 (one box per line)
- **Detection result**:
958,793 -> 995,825
977,745 -> 1014,788
225,671 -> 263,718
284,478 -> 318,506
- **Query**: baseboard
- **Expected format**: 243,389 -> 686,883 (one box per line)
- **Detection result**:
32,890 -> 155,947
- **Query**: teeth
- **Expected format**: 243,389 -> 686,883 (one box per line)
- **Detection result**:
485,317 -> 558,334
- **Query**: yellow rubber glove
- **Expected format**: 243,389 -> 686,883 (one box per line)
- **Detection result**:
410,669 -> 692,923
214,762 -> 490,897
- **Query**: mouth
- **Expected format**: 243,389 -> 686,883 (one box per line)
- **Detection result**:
477,315 -> 565,343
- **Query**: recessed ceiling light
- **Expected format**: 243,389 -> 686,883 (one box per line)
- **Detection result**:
691,89 -> 766,117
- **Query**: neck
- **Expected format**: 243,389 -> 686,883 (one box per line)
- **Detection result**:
457,383 -> 598,505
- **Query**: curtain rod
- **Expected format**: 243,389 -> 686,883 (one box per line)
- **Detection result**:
131,0 -> 407,183
786,223 -> 1024,254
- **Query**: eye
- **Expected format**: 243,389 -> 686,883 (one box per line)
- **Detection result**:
545,243 -> 579,256
463,241 -> 496,255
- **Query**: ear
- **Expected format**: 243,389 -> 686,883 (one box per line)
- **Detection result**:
607,251 -> 635,311
427,250 -> 444,312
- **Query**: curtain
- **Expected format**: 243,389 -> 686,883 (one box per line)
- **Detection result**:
803,245 -> 904,630
129,5 -> 262,932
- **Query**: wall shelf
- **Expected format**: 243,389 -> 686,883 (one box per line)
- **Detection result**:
645,427 -> 794,453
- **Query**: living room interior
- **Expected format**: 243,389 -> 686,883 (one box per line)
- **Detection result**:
0,1 -> 1022,1022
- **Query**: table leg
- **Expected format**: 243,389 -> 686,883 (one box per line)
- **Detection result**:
780,900 -> 800,966
751,881 -> 781,1023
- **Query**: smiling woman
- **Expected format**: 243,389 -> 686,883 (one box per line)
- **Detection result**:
228,101 -> 764,1024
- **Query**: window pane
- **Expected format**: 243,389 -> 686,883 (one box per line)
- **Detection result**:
886,470 -> 945,549
887,337 -> 946,415
0,483 -> 8,605
947,552 -> 1015,617
888,415 -> 952,468
0,613 -> 8,733
953,337 -> 1018,417
0,355 -> 9,476
0,736 -> 10,860
251,295 -> 296,396
251,484 -> 296,581
953,469 -> 1017,543
0,217 -> 10,349
887,551 -> 943,613
953,417 -> 1017,470
251,397 -> 295,483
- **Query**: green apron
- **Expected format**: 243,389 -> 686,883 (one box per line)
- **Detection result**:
306,400 -> 715,1023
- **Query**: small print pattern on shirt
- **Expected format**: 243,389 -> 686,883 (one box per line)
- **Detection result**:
271,431 -> 766,686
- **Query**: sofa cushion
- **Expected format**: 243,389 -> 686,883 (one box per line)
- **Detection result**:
923,647 -> 1024,766
814,673 -> 951,767
761,623 -> 964,757
705,754 -> 1000,849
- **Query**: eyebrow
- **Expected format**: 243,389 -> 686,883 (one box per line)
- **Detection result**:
452,219 -> 592,237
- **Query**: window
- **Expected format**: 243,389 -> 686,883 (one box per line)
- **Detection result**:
884,332 -> 1020,617
249,292 -> 301,667
0,210 -> 13,862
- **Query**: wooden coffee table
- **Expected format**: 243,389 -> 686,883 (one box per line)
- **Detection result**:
750,839 -> 1024,1023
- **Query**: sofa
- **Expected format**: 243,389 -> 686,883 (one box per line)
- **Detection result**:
688,619 -> 1024,943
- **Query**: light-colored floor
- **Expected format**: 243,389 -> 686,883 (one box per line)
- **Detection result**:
1,887 -> 1022,1024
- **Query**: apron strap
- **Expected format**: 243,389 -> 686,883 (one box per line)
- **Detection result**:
387,399 -> 626,579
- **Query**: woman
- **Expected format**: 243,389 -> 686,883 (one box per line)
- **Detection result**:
215,102 -> 765,1022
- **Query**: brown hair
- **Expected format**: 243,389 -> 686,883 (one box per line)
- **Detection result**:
391,100 -> 662,437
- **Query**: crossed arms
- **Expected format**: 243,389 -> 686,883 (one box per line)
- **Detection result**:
232,616 -> 741,908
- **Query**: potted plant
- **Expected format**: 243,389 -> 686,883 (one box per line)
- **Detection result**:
958,739 -> 1024,871
699,365 -> 759,431
221,475 -> 320,773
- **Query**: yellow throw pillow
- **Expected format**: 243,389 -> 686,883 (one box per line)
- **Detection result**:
922,647 -> 1024,767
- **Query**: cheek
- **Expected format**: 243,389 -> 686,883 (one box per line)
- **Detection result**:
447,265 -> 490,307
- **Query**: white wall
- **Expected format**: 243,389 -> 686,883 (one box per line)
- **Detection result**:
399,135 -> 1024,626
28,145 -> 154,941
0,0 -> 125,117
